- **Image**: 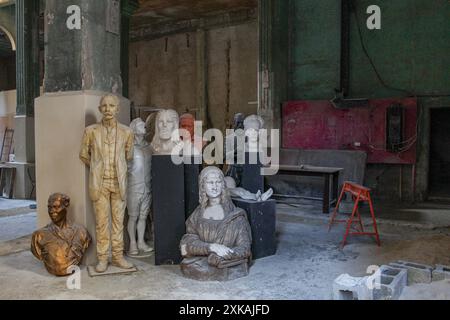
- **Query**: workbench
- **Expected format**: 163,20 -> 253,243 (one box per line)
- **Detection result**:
273,165 -> 344,214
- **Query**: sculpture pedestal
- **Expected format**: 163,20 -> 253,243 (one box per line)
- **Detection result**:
232,198 -> 277,259
35,91 -> 130,266
152,155 -> 185,265
87,265 -> 138,277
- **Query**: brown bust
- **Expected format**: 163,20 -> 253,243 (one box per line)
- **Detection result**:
31,193 -> 91,276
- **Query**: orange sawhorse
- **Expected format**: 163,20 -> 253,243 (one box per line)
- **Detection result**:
328,182 -> 381,248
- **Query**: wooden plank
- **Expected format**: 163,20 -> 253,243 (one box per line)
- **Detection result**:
279,164 -> 344,174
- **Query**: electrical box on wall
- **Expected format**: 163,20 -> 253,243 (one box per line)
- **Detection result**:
386,104 -> 405,152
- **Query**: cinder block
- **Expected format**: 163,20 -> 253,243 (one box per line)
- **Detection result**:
389,260 -> 433,285
333,266 -> 408,300
370,265 -> 407,300
332,274 -> 367,300
432,265 -> 450,282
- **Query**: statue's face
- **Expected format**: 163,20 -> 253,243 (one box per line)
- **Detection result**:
180,117 -> 195,140
233,113 -> 245,130
99,96 -> 119,121
204,173 -> 224,199
134,121 -> 146,137
245,120 -> 260,145
158,112 -> 177,141
47,198 -> 67,225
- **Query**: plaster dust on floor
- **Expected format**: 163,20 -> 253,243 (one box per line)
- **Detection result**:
0,202 -> 449,300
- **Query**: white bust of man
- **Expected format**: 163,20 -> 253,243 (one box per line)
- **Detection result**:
151,109 -> 183,155
244,115 -> 264,153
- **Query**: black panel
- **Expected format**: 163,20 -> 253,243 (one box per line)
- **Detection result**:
240,152 -> 264,193
152,155 -> 185,265
232,199 -> 277,260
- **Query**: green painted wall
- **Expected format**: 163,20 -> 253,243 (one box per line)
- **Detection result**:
288,0 -> 450,100
288,0 -> 341,100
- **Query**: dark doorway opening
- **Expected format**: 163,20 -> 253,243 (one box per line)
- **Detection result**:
0,29 -> 16,91
429,108 -> 450,198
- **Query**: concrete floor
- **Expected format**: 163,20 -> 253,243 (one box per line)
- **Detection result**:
0,199 -> 449,300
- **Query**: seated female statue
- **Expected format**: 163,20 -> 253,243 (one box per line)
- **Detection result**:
180,166 -> 252,281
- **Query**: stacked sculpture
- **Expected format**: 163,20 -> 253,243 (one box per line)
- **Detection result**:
31,96 -> 277,280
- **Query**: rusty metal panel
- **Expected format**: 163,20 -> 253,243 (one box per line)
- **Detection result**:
282,98 -> 417,164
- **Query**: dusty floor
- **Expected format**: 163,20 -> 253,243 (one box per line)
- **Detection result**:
0,200 -> 449,300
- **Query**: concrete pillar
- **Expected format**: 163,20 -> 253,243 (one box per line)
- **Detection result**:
14,0 -> 40,199
36,0 -> 130,265
258,0 -> 289,132
120,0 -> 139,98
196,28 -> 208,126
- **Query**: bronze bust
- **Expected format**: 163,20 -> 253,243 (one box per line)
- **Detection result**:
31,193 -> 91,276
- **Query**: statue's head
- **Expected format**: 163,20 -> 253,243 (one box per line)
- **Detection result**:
233,113 -> 245,130
99,94 -> 120,121
244,115 -> 264,146
224,176 -> 237,189
155,109 -> 179,141
199,166 -> 234,211
151,109 -> 181,154
130,118 -> 146,138
180,113 -> 195,141
47,193 -> 70,225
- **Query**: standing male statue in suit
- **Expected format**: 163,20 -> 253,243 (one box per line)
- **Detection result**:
80,94 -> 135,273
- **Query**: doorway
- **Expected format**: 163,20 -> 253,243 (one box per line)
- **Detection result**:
429,108 -> 450,198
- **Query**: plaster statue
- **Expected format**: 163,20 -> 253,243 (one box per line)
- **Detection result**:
180,166 -> 252,281
151,109 -> 183,155
179,113 -> 203,157
224,176 -> 273,202
79,94 -> 135,273
31,193 -> 91,276
225,113 -> 247,185
127,118 -> 153,257
244,115 -> 264,153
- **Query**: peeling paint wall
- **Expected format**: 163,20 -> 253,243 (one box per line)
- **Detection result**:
129,32 -> 198,114
129,21 -> 258,130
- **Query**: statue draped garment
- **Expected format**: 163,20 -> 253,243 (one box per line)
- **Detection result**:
180,203 -> 252,281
